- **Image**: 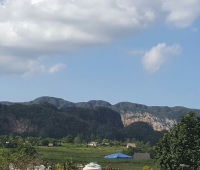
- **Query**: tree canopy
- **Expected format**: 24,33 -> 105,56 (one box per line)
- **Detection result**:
156,111 -> 200,170
0,143 -> 41,170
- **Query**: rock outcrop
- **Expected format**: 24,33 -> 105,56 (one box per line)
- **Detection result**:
120,112 -> 177,131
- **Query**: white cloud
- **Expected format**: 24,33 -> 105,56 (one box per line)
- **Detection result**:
49,64 -> 65,74
0,0 -> 199,76
162,0 -> 200,27
0,55 -> 65,77
142,43 -> 181,74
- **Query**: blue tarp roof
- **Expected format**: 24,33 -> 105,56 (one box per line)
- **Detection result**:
104,152 -> 132,159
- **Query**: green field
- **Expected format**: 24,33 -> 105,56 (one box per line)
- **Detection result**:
36,144 -> 157,170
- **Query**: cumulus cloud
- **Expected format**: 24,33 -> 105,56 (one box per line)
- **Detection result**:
0,55 -> 65,77
162,0 -> 200,27
0,0 -> 199,76
142,43 -> 181,74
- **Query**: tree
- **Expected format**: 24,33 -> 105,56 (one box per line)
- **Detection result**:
41,139 -> 49,146
155,111 -> 200,170
90,134 -> 96,141
63,135 -> 74,143
96,135 -> 102,143
73,134 -> 83,144
64,157 -> 77,170
0,145 -> 41,170
0,149 -> 15,170
102,138 -> 109,143
55,158 -> 77,170
15,143 -> 37,157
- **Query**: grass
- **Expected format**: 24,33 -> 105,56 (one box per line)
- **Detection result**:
36,144 -> 157,170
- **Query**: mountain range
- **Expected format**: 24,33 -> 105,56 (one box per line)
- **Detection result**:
1,96 -> 200,132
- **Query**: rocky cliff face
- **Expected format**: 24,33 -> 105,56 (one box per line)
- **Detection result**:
111,102 -> 200,131
120,112 -> 177,131
3,116 -> 37,134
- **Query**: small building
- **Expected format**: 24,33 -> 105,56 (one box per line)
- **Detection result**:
133,153 -> 151,159
48,143 -> 54,147
127,143 -> 136,148
88,141 -> 97,146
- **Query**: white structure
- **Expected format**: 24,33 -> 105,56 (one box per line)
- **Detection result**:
83,162 -> 101,170
127,143 -> 136,148
87,142 -> 97,146
9,163 -> 48,170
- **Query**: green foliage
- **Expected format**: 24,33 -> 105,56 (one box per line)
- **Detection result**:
64,157 -> 78,170
155,111 -> 200,170
122,140 -> 156,159
0,102 -> 169,145
90,134 -> 96,141
0,104 -> 124,141
0,138 -> 39,169
55,163 -> 64,170
17,96 -> 200,120
74,134 -> 83,144
0,149 -> 15,170
142,165 -> 150,170
36,144 -> 156,170
41,139 -> 49,146
55,158 -> 78,170
124,122 -> 165,145
0,144 -> 42,170
14,143 -> 37,156
63,135 -> 74,143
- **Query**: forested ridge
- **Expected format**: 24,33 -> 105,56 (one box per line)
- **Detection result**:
2,96 -> 200,120
0,103 -> 165,145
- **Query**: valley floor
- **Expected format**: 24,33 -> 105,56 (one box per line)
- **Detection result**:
36,145 -> 157,170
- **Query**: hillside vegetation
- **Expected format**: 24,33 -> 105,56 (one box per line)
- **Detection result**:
0,102 -> 164,145
2,96 -> 199,120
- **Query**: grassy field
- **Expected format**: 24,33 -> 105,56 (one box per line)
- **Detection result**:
36,144 -> 157,170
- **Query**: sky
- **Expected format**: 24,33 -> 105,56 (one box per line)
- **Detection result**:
0,0 -> 200,109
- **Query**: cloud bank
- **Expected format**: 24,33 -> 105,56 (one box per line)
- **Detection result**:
142,43 -> 181,74
0,0 -> 199,76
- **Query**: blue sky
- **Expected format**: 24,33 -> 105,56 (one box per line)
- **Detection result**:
0,0 -> 200,109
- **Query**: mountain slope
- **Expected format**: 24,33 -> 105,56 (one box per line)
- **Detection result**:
1,96 -> 199,131
62,106 -> 123,128
26,96 -> 75,109
0,103 -> 124,140
31,97 -> 200,131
